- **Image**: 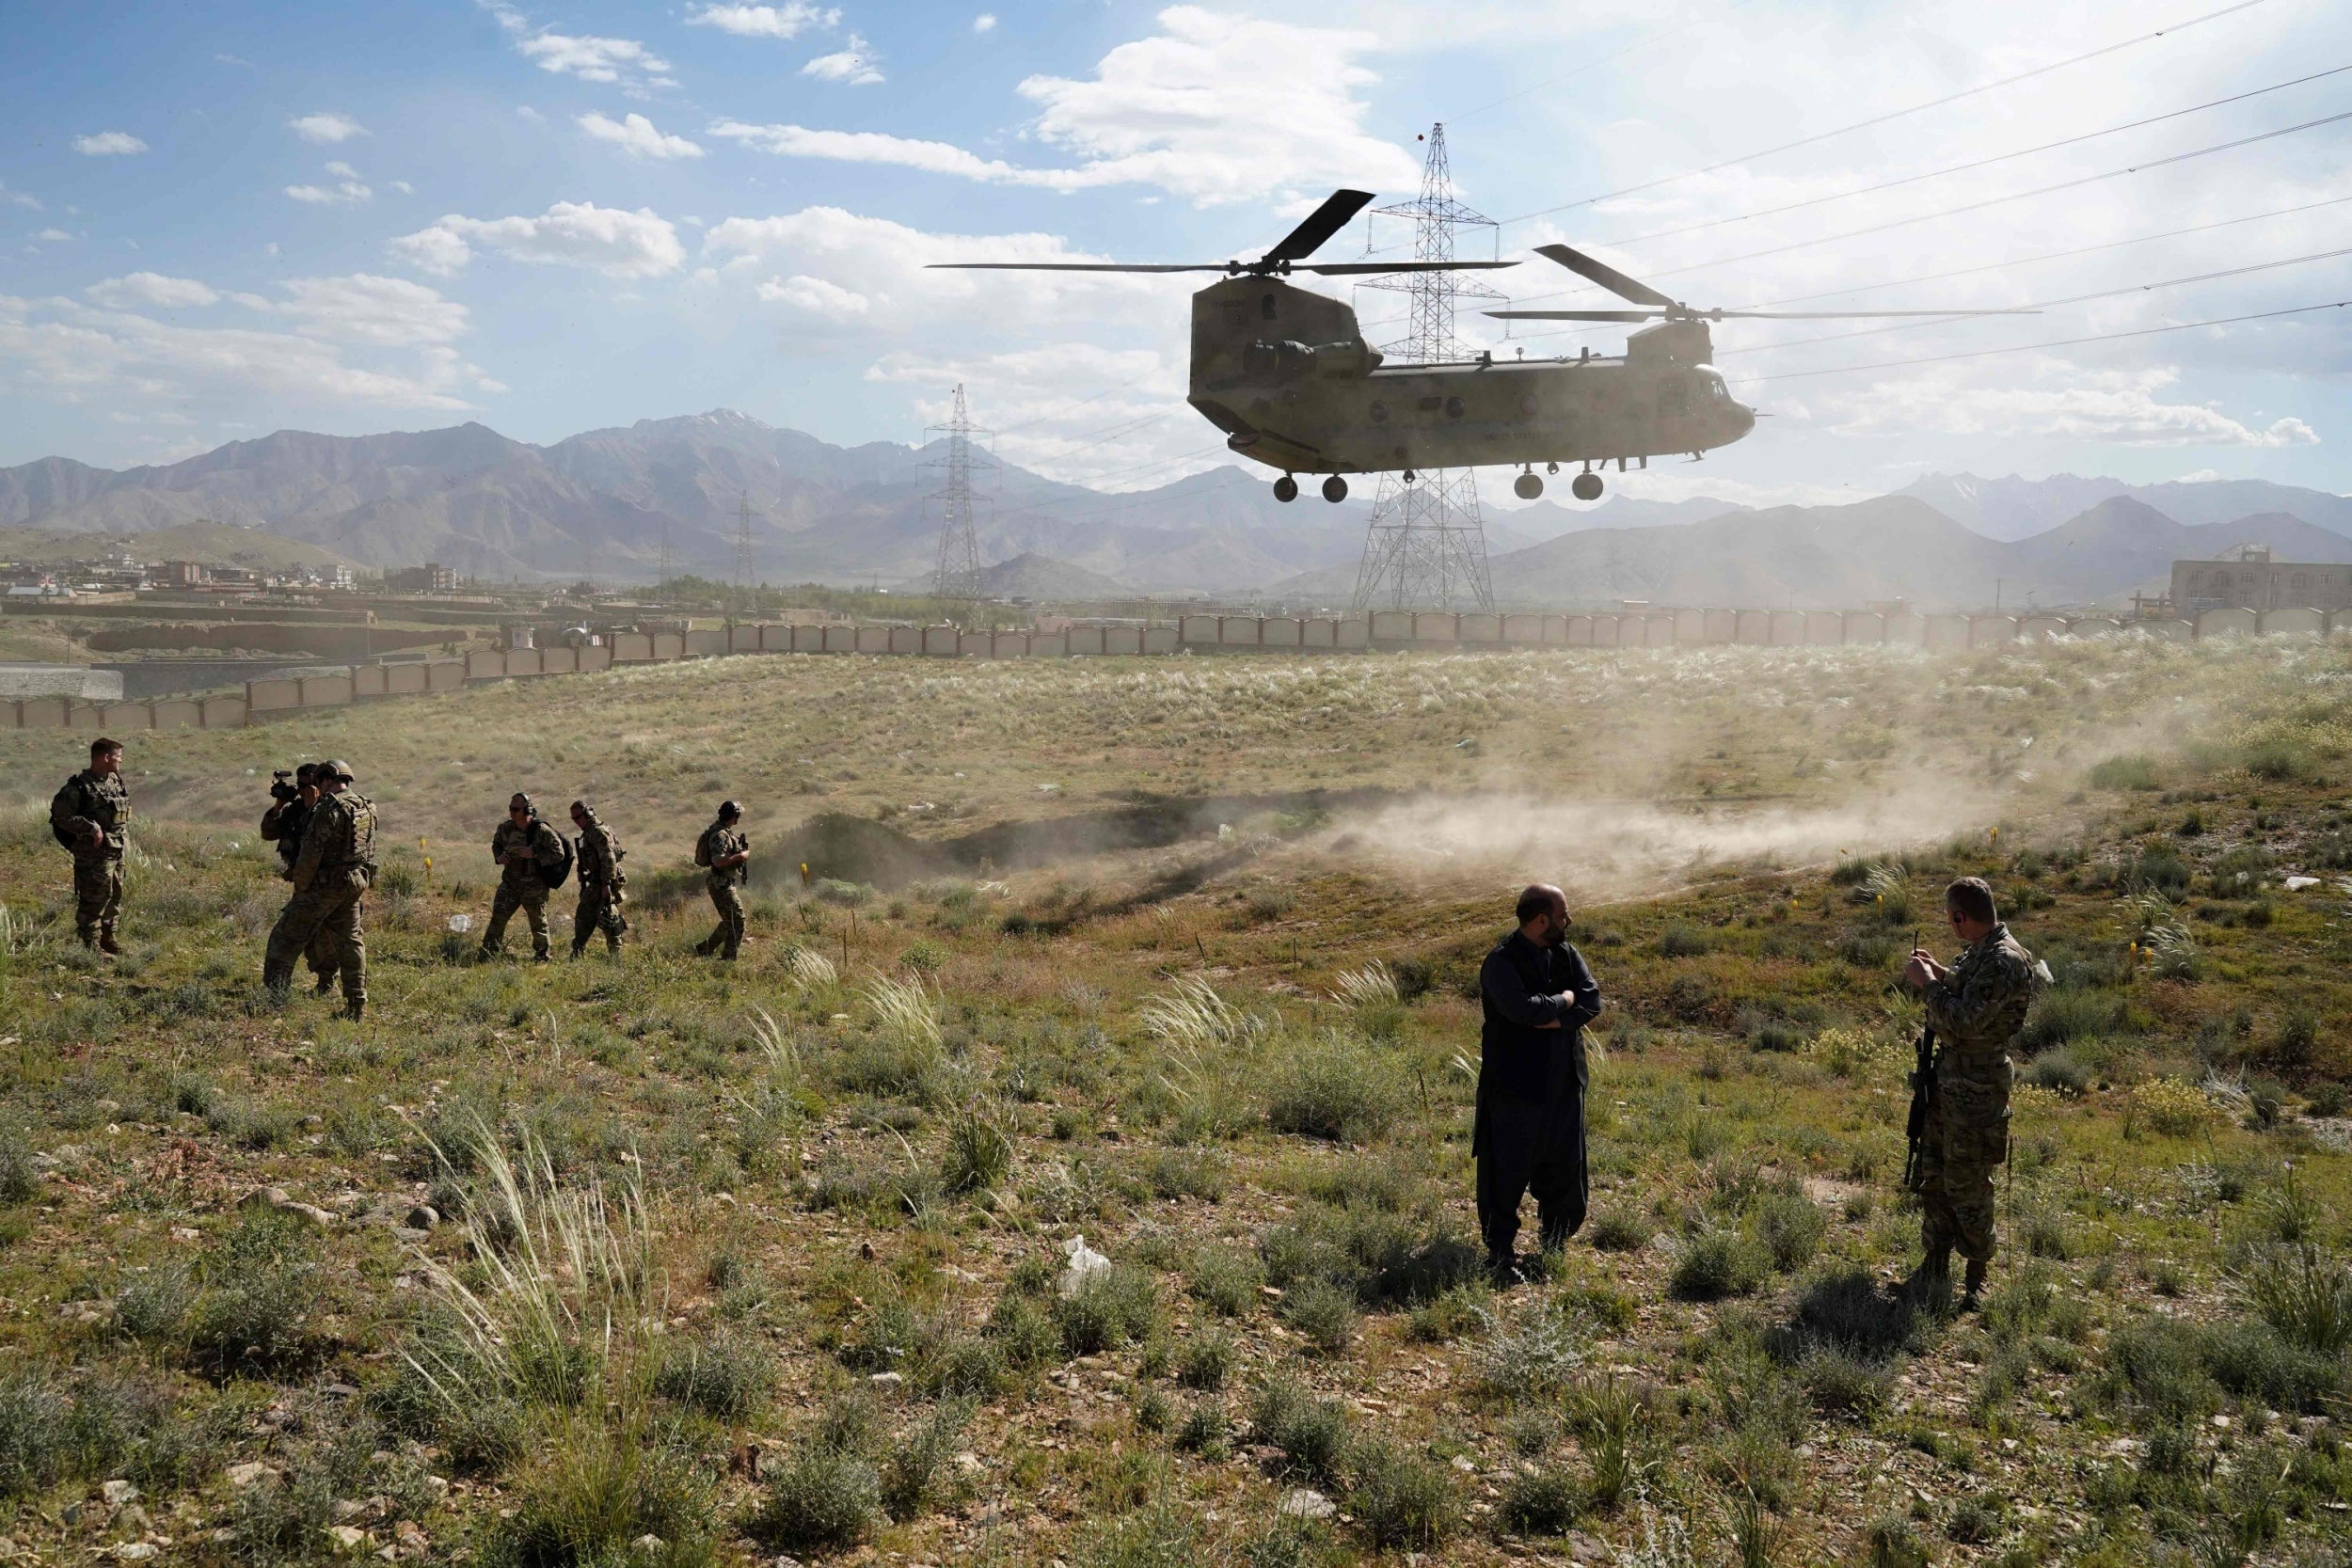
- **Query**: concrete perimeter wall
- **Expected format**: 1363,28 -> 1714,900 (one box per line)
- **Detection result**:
1,605 -> 2321,731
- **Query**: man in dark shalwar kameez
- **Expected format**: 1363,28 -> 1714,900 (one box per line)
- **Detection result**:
1474,883 -> 1604,1286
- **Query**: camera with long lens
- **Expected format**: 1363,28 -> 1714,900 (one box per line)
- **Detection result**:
268,768 -> 300,804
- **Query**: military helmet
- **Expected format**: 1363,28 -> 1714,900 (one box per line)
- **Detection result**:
718,799 -> 742,822
320,759 -> 355,782
510,792 -> 534,813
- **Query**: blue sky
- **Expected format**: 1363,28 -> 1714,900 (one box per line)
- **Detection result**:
3,0 -> 2348,510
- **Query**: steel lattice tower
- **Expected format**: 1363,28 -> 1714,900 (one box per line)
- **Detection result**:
928,384 -> 991,606
1350,124 -> 1499,612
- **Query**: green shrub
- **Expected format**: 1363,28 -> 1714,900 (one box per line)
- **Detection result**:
2026,1050 -> 2090,1096
2089,755 -> 2160,792
653,1329 -> 772,1419
1345,1437 -> 1457,1549
881,1399 -> 972,1522
1186,1246 -> 1263,1317
114,1265 -> 194,1344
1172,1399 -> 1227,1457
1670,1231 -> 1767,1301
1250,1380 -> 1348,1482
1072,1504 -> 1202,1568
1756,1193 -> 1826,1273
1586,1208 -> 1654,1253
1056,1266 -> 1160,1356
0,1130 -> 38,1206
1265,1035 -> 1399,1143
2016,990 -> 2125,1055
2239,1243 -> 2352,1357
2242,739 -> 2319,783
986,1294 -> 1061,1370
1177,1332 -> 1233,1391
184,1210 -> 314,1377
939,1101 -> 1013,1194
1279,1279 -> 1358,1356
1500,1465 -> 1583,1536
487,1422 -> 709,1568
1796,1347 -> 1891,1419
1658,926 -> 1708,958
2123,846 -> 2190,896
746,1447 -> 881,1551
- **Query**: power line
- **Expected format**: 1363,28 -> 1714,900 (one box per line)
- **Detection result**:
1483,190 -> 2352,345
1594,62 -> 2352,252
1493,106 -> 2352,309
1714,243 -> 2352,357
1728,295 -> 2350,382
1492,0 -> 2274,229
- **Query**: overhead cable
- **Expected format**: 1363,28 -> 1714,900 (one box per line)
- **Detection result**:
1494,0 -> 2273,228
1595,63 -> 2352,250
1474,190 -> 2352,344
1728,297 -> 2350,382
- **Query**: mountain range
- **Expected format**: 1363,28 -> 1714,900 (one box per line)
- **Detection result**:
1,411 -> 2345,609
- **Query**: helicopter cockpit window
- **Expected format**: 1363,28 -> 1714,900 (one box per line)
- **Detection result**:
1261,293 -> 1277,321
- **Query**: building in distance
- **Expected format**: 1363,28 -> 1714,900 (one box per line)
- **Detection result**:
2171,545 -> 2352,614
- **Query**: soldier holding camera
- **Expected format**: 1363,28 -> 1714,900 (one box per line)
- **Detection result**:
259,764 -> 341,993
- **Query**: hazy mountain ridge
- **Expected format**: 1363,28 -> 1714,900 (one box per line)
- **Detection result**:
3,416 -> 2345,599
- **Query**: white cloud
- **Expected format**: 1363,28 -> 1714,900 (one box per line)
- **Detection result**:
289,112 -> 368,144
86,273 -> 220,309
325,161 -> 359,180
973,12 -> 996,32
33,229 -> 73,243
516,105 -> 546,123
2173,468 -> 2222,483
285,177 -> 373,206
718,7 -> 1418,205
802,34 -> 882,85
1814,362 -> 2321,449
0,287 -> 484,414
687,3 -> 838,39
579,112 -> 705,160
1,183 -> 40,212
215,53 -> 253,67
517,31 -> 675,88
392,201 -> 685,278
72,132 -> 149,156
263,274 -> 469,347
390,180 -> 416,196
756,274 -> 869,318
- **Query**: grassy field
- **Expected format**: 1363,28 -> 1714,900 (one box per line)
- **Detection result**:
0,635 -> 2345,1568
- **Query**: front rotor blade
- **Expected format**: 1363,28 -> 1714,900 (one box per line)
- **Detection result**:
1304,260 -> 1522,275
1534,244 -> 1676,308
1485,309 -> 1661,321
1263,189 -> 1376,262
1710,308 -> 2042,319
927,261 -> 1231,273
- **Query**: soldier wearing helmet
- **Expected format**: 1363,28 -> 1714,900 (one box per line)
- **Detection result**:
693,799 -> 751,959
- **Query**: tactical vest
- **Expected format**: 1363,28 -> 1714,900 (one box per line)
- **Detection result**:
323,794 -> 378,880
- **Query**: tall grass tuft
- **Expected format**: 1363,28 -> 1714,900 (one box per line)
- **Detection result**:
865,973 -> 943,1053
1141,976 -> 1263,1053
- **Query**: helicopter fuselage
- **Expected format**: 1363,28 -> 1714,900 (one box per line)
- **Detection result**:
1184,276 -> 1754,479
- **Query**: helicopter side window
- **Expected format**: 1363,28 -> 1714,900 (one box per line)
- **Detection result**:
1261,293 -> 1277,321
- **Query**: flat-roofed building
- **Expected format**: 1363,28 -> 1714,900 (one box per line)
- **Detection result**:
2172,546 -> 2352,612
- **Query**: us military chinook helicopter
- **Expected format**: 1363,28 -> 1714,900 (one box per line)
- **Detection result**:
937,189 -> 2028,502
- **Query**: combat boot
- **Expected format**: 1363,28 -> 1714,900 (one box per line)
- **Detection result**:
1961,1259 -> 1988,1311
1903,1246 -> 1952,1307
313,974 -> 336,996
98,928 -> 121,957
343,996 -> 364,1023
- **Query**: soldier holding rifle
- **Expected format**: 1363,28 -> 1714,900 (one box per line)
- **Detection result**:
1902,877 -> 2037,1309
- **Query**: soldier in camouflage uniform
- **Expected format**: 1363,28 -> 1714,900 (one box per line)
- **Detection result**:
50,737 -> 131,954
567,800 -> 628,958
481,794 -> 565,961
264,760 -> 375,1020
1904,876 -> 2038,1307
260,763 -> 338,993
693,800 -> 750,959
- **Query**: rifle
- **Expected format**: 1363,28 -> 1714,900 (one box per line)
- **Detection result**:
1902,1021 -> 1937,1193
1901,928 -> 1935,1194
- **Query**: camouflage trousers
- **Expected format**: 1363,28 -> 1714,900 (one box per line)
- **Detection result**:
699,882 -> 746,958
264,881 -> 366,1006
483,882 -> 550,958
71,855 -> 122,943
572,888 -> 627,956
1917,1050 -> 2010,1263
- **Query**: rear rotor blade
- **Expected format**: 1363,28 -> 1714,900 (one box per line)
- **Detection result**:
1486,309 -> 1661,321
1709,307 -> 2042,319
928,261 -> 1232,273
1534,244 -> 1676,308
1263,190 -> 1375,262
1304,260 -> 1521,275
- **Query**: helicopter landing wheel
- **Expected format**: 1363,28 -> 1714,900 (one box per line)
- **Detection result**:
1571,470 -> 1604,501
1272,474 -> 1298,503
1322,474 -> 1348,502
1546,461 -> 1560,475
1513,469 -> 1543,500
1403,468 -> 1417,483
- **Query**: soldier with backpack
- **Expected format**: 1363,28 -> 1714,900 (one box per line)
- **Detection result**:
693,800 -> 750,959
50,736 -> 131,954
481,792 -> 572,960
263,759 -> 375,1020
567,800 -> 628,958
